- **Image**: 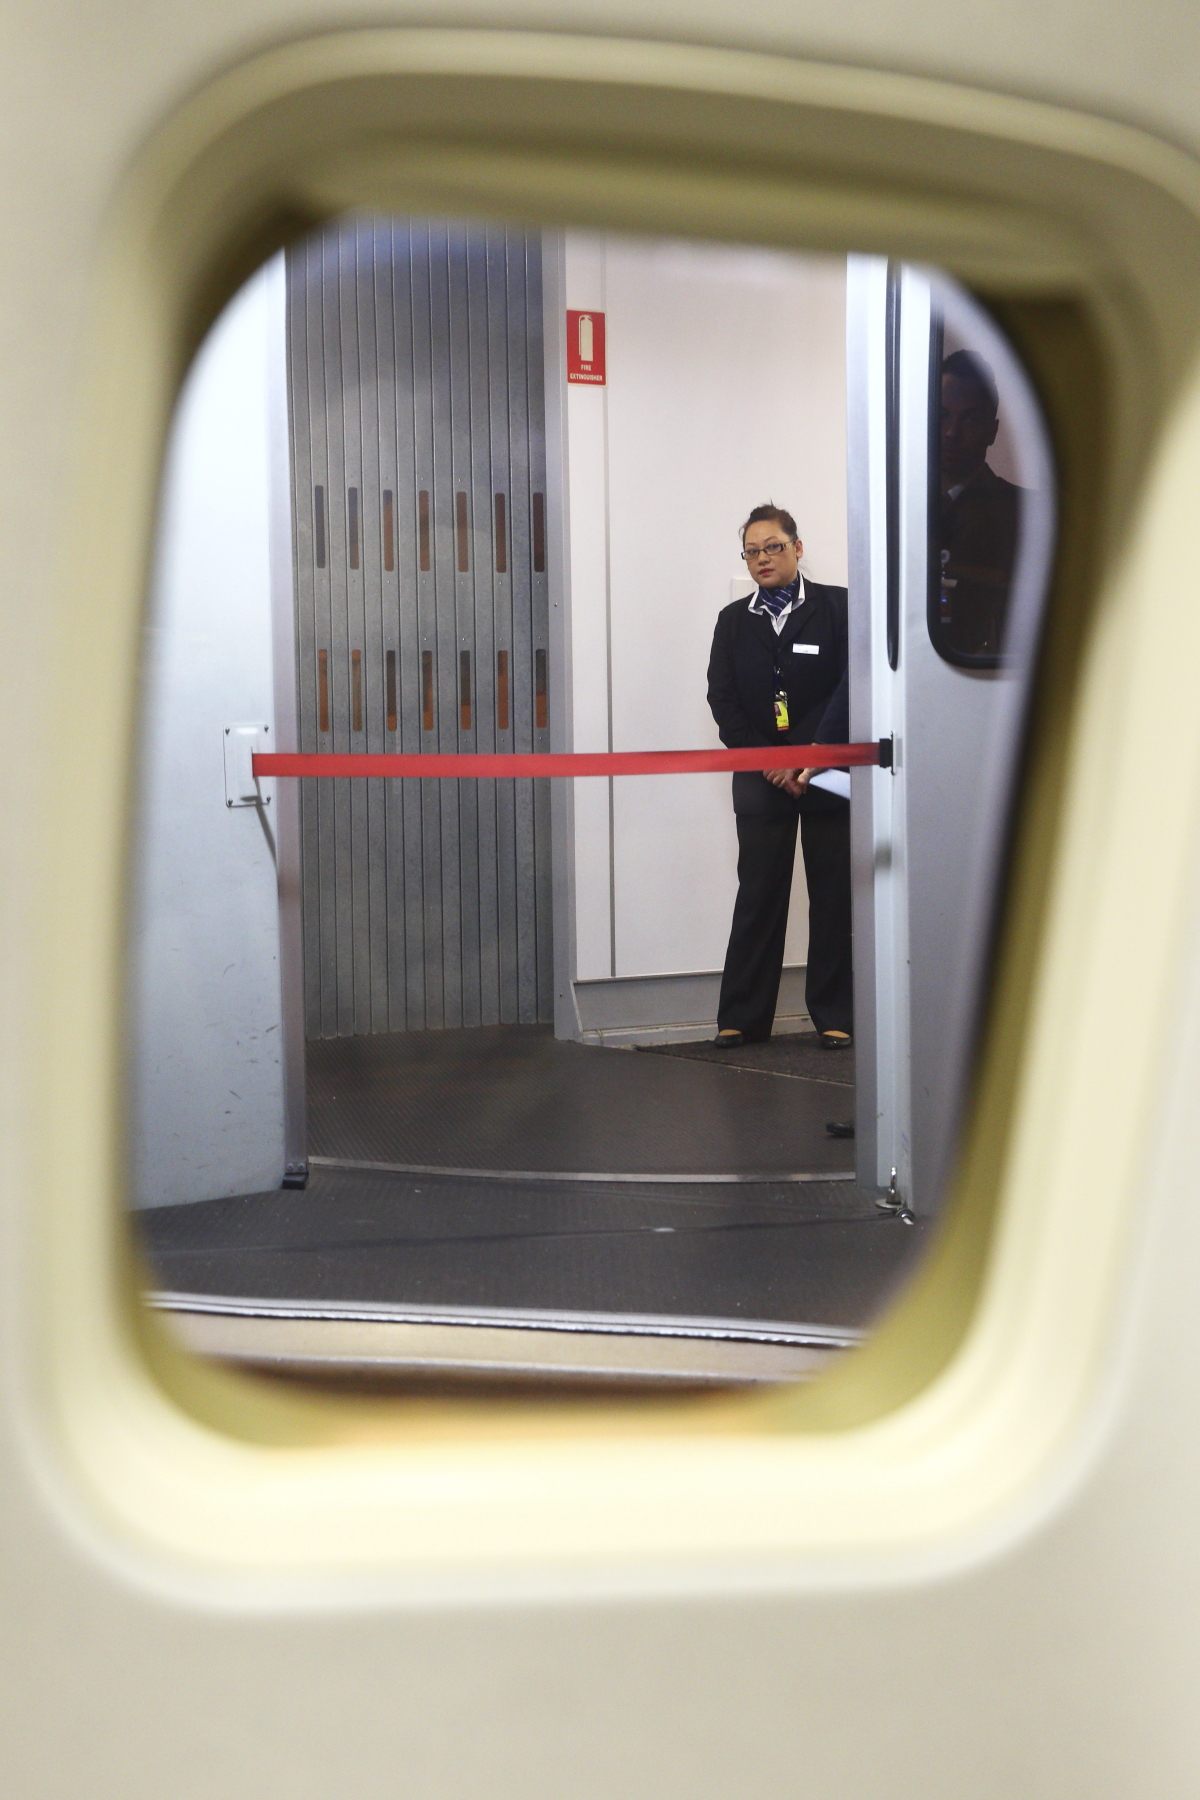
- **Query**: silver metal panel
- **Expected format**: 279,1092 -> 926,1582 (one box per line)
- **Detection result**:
486,234 -> 506,1011
326,234 -> 354,1038
469,232 -> 497,1024
847,257 -> 913,1195
440,226 -> 467,1031
461,228 -> 486,1025
377,226 -> 408,1034
527,236 -> 555,1021
499,235 -> 530,1024
425,227 -> 452,1029
512,232 -> 551,1023
901,271 -> 1055,1214
267,252 -> 308,1180
340,230 -> 370,1038
404,226 -> 434,1028
852,264 -> 1055,1215
355,220 -> 388,1035
845,255 -> 886,1190
286,219 -> 553,1038
540,233 -> 582,1043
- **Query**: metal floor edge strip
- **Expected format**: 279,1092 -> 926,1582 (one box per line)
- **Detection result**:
146,1291 -> 863,1349
306,1157 -> 858,1186
152,1312 -> 852,1387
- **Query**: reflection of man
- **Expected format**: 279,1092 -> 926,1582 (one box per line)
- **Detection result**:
707,505 -> 852,1050
938,349 -> 1021,658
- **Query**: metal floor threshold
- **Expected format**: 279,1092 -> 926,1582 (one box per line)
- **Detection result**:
307,1156 -> 857,1186
149,1292 -> 862,1387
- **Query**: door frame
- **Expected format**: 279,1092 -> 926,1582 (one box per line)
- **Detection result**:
267,249 -> 309,1185
541,230 -> 584,1042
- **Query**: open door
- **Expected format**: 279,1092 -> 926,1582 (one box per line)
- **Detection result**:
847,258 -> 1055,1217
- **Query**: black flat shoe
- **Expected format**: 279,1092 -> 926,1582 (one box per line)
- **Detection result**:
712,1029 -> 743,1048
825,1120 -> 855,1139
818,1030 -> 853,1050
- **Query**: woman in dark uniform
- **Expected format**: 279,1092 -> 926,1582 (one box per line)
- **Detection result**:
706,504 -> 852,1049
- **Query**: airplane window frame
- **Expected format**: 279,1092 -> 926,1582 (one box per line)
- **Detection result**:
30,26 -> 1200,1587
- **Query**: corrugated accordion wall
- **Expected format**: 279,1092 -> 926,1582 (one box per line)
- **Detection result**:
287,217 -> 553,1038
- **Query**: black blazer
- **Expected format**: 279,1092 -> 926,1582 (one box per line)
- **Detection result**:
707,579 -> 849,817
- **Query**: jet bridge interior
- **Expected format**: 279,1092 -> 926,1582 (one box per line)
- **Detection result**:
128,219 -> 1052,1388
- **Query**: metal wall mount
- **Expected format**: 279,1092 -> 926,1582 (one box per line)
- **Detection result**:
223,722 -> 272,808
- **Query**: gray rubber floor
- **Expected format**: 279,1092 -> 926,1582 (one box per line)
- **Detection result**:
305,1025 -> 854,1175
638,1030 -> 855,1090
136,1025 -> 927,1335
140,1166 -> 923,1330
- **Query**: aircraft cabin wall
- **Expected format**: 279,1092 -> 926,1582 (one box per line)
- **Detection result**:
8,4 -> 1200,1798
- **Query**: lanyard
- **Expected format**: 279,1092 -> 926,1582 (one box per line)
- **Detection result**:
772,638 -> 790,733
769,598 -> 806,732
752,581 -> 805,732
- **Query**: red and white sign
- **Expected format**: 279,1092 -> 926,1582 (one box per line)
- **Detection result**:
566,310 -> 606,384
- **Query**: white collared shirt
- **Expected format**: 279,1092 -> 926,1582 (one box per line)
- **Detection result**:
747,574 -> 806,635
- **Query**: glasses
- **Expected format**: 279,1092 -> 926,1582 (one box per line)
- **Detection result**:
741,540 -> 792,561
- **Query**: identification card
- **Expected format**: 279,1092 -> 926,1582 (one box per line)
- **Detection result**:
773,690 -> 790,731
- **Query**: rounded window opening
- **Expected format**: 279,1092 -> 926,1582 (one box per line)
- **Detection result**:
126,220 -> 1054,1394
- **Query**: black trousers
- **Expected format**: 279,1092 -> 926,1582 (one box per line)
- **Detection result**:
716,790 -> 852,1041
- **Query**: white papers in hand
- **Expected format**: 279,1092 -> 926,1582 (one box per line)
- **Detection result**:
808,769 -> 851,801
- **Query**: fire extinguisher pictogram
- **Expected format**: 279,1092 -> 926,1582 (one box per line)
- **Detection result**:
566,310 -> 606,384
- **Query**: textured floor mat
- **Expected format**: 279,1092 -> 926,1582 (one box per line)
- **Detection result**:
139,1166 -> 923,1331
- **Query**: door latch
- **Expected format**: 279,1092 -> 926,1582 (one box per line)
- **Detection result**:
877,1166 -> 914,1225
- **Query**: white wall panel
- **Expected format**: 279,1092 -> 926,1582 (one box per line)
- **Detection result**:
563,234 -> 847,989
563,234 -> 614,978
572,776 -> 613,981
128,263 -> 287,1207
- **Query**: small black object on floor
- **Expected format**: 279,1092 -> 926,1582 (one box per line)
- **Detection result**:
137,1025 -> 925,1344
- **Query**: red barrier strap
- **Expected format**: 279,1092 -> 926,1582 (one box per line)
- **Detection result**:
254,743 -> 885,779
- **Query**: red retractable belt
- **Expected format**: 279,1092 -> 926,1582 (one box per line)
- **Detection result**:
254,743 -> 886,779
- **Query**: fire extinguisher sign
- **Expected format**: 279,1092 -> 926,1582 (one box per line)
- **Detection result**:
566,310 -> 606,384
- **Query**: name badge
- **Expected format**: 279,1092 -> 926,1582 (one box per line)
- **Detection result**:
793,641 -> 819,654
